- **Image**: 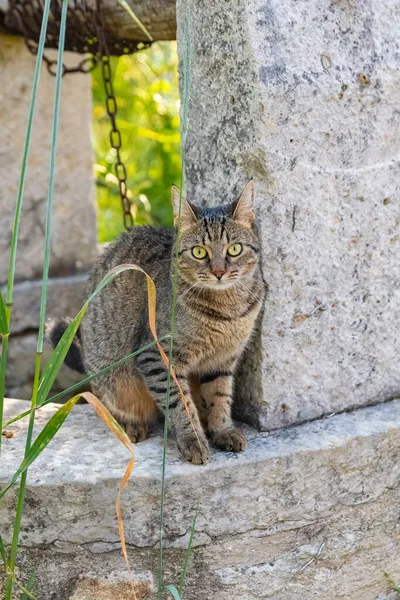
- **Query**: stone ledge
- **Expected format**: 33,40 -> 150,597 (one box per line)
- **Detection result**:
1,399 -> 400,599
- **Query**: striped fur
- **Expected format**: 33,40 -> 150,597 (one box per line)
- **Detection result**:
47,182 -> 265,464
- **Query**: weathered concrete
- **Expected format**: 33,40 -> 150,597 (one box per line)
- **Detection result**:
69,570 -> 154,600
1,0 -> 177,44
0,34 -> 97,399
3,274 -> 88,335
2,274 -> 88,400
176,0 -> 400,430
2,398 -> 400,599
6,332 -> 85,401
0,34 -> 97,284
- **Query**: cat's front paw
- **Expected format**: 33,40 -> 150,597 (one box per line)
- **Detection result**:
212,429 -> 247,452
176,431 -> 210,465
123,422 -> 148,443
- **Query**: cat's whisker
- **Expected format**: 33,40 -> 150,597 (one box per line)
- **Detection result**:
175,282 -> 203,319
177,281 -> 203,302
237,280 -> 260,302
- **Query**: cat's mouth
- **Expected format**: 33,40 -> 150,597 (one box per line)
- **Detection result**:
201,278 -> 237,291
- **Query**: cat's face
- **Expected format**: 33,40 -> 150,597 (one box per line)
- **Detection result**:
172,182 -> 260,291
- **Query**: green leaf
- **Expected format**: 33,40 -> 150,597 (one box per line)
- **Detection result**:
19,568 -> 37,600
0,533 -> 8,567
178,510 -> 197,595
36,306 -> 87,406
165,585 -> 182,600
0,292 -> 8,336
37,262 -> 161,409
115,0 -> 153,41
0,395 -> 81,499
2,337 -> 170,430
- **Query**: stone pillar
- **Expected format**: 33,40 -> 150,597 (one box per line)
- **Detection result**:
0,34 -> 97,398
177,0 -> 400,430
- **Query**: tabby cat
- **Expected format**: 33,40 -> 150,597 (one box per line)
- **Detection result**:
47,181 -> 265,464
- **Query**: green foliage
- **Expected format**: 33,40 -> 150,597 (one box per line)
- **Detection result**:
384,571 -> 400,597
0,292 -> 8,336
178,510 -> 197,595
19,568 -> 37,600
165,586 -> 182,600
0,534 -> 7,568
36,306 -> 87,406
2,13 -> 191,600
92,42 -> 181,242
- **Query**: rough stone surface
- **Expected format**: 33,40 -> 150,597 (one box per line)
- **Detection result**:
1,0 -> 177,43
2,274 -> 88,335
176,0 -> 400,430
0,34 -> 97,284
69,570 -> 153,600
2,398 -> 400,599
6,333 -> 86,401
3,274 -> 88,400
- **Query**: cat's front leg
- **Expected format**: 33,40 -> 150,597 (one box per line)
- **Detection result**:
136,346 -> 209,464
200,368 -> 247,452
168,378 -> 210,465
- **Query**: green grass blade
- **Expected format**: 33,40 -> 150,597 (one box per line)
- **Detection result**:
36,306 -> 87,406
384,571 -> 400,596
178,510 -> 197,595
46,336 -> 169,404
4,355 -> 41,600
0,314 -> 9,453
36,0 -> 68,355
0,394 -> 81,499
37,261 -> 159,408
158,6 -> 192,598
85,263 -> 151,303
165,585 -> 181,600
2,336 -> 170,429
5,4 -> 68,597
0,533 -> 7,567
115,0 -> 153,41
0,293 -> 8,336
0,0 -> 51,462
13,579 -> 37,600
5,1 -> 51,308
19,568 -> 37,600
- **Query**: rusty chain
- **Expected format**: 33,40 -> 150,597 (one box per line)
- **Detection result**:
3,0 -> 152,229
95,0 -> 133,229
99,54 -> 133,230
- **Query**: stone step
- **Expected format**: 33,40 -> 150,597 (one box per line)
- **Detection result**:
1,398 -> 400,599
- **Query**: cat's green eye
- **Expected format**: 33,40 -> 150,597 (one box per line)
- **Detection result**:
227,243 -> 242,257
192,246 -> 208,260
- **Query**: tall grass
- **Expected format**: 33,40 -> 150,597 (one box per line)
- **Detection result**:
158,7 -> 192,597
0,4 -> 195,600
4,2 -> 69,596
0,0 -> 52,456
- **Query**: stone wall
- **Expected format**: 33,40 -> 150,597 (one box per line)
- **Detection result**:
0,34 -> 97,398
176,0 -> 400,431
2,398 -> 400,599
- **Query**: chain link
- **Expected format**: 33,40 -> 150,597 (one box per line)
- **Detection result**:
100,54 -> 133,229
3,0 -> 151,230
95,0 -> 133,229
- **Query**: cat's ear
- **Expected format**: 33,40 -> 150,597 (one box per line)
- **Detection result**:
231,180 -> 255,226
171,185 -> 198,229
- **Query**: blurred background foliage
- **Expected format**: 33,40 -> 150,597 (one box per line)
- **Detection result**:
91,41 -> 181,242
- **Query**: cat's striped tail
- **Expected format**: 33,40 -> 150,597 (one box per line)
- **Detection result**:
45,317 -> 85,374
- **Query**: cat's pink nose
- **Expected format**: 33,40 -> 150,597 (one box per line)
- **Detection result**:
212,269 -> 225,280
